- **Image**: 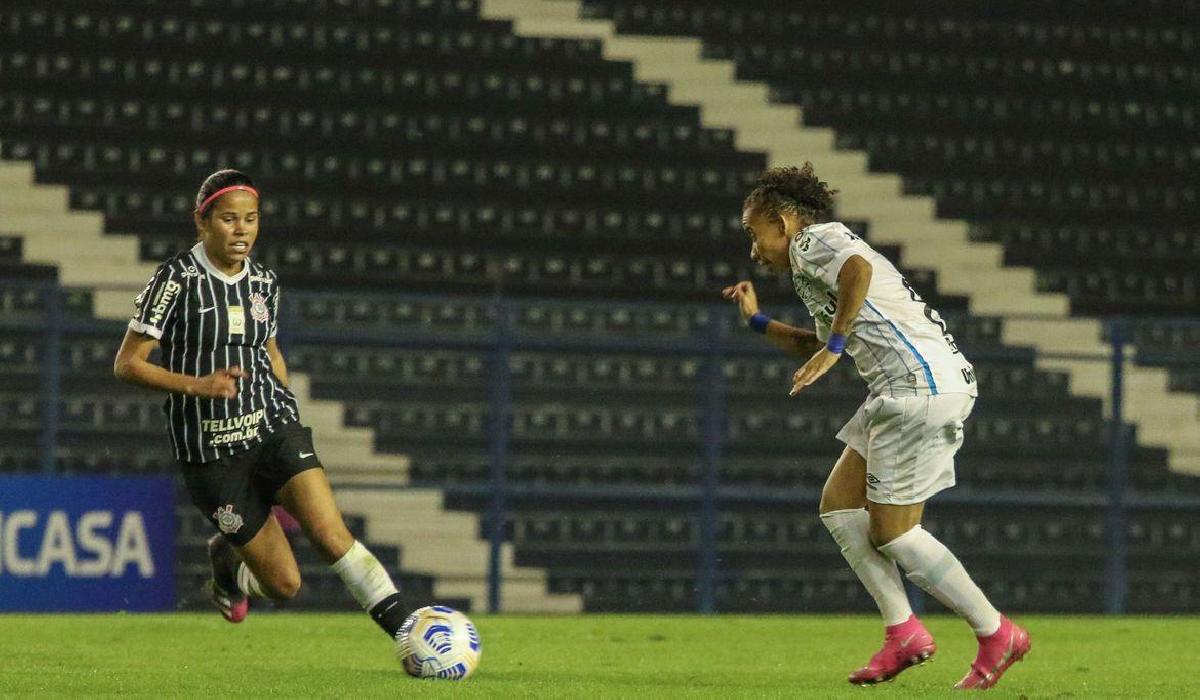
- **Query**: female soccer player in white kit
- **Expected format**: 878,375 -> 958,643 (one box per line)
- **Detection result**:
723,164 -> 1030,689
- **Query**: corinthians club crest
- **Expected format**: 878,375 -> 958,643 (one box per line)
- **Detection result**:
213,504 -> 244,534
249,292 -> 270,323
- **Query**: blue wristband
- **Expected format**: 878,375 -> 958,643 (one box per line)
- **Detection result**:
826,333 -> 847,354
748,312 -> 770,334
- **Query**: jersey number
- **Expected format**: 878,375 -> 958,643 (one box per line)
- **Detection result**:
901,279 -> 960,354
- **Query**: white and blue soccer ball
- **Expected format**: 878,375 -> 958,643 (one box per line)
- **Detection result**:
395,605 -> 482,680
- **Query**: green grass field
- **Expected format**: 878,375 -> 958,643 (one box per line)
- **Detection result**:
0,613 -> 1192,697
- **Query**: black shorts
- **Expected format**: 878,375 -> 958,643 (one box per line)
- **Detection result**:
180,421 -> 322,547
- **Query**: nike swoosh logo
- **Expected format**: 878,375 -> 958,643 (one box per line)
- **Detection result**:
299,451 -> 314,458
198,306 -> 216,313
899,633 -> 917,648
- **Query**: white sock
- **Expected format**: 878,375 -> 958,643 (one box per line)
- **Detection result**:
878,525 -> 1002,636
820,509 -> 913,626
330,540 -> 398,611
236,562 -> 267,598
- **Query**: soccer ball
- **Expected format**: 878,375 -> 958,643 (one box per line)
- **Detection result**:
395,605 -> 482,680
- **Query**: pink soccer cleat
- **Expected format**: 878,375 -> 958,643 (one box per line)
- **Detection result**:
954,616 -> 1031,690
848,614 -> 937,685
206,535 -> 248,623
206,579 -> 249,623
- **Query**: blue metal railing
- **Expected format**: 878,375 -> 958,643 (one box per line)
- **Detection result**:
1105,320 -> 1129,614
485,299 -> 512,614
3,279 -> 1199,614
36,283 -> 62,474
696,316 -> 726,614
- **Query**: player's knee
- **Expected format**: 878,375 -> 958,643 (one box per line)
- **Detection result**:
817,493 -> 839,515
869,520 -> 915,549
818,486 -> 861,515
868,521 -> 888,548
265,571 -> 302,601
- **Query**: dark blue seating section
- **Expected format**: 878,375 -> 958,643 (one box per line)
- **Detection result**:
582,0 -> 1200,372
1,0 -> 1196,612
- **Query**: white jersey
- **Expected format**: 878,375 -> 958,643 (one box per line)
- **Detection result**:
789,222 -> 977,398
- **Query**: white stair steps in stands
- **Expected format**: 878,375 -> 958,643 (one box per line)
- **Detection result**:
337,488 -> 583,613
0,155 -> 582,608
479,0 -> 1200,476
0,158 -> 410,481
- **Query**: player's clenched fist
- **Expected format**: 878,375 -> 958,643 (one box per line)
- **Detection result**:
189,366 -> 246,399
721,280 -> 760,323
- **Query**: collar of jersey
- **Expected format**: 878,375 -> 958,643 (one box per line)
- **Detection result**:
191,241 -> 250,284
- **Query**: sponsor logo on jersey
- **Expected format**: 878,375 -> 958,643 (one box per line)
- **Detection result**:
212,505 -> 244,535
202,409 -> 265,446
249,292 -> 270,322
249,274 -> 273,284
147,280 -> 182,326
180,266 -> 204,278
794,275 -> 816,304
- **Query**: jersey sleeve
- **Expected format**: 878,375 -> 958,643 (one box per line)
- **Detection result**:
128,262 -> 184,340
789,223 -> 871,289
268,280 -> 281,339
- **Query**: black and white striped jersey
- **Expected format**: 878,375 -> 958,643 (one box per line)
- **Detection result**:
129,241 -> 300,463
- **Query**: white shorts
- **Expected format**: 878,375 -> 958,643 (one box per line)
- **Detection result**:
835,393 -> 975,506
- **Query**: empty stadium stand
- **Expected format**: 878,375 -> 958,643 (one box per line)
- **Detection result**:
1,0 -> 1197,613
578,0 -> 1200,369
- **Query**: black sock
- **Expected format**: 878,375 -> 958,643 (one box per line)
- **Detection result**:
369,592 -> 410,638
208,536 -> 241,594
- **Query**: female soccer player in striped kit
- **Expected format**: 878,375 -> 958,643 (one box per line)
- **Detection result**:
723,164 -> 1030,689
114,169 -> 409,640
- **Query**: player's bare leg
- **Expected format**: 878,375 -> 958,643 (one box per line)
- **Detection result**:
208,515 -> 301,622
234,516 -> 302,599
874,503 -> 1030,689
275,467 -> 355,563
866,501 -> 925,546
277,467 -> 410,638
819,448 -> 934,684
818,446 -> 868,512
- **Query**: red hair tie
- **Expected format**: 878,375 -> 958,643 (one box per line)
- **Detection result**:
197,185 -> 259,215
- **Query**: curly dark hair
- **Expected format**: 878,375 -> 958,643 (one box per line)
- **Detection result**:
742,162 -> 837,223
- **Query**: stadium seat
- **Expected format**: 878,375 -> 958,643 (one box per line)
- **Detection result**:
3,0 -> 1194,615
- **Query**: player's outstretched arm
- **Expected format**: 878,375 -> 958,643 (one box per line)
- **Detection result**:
113,329 -> 244,399
721,281 -> 823,358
